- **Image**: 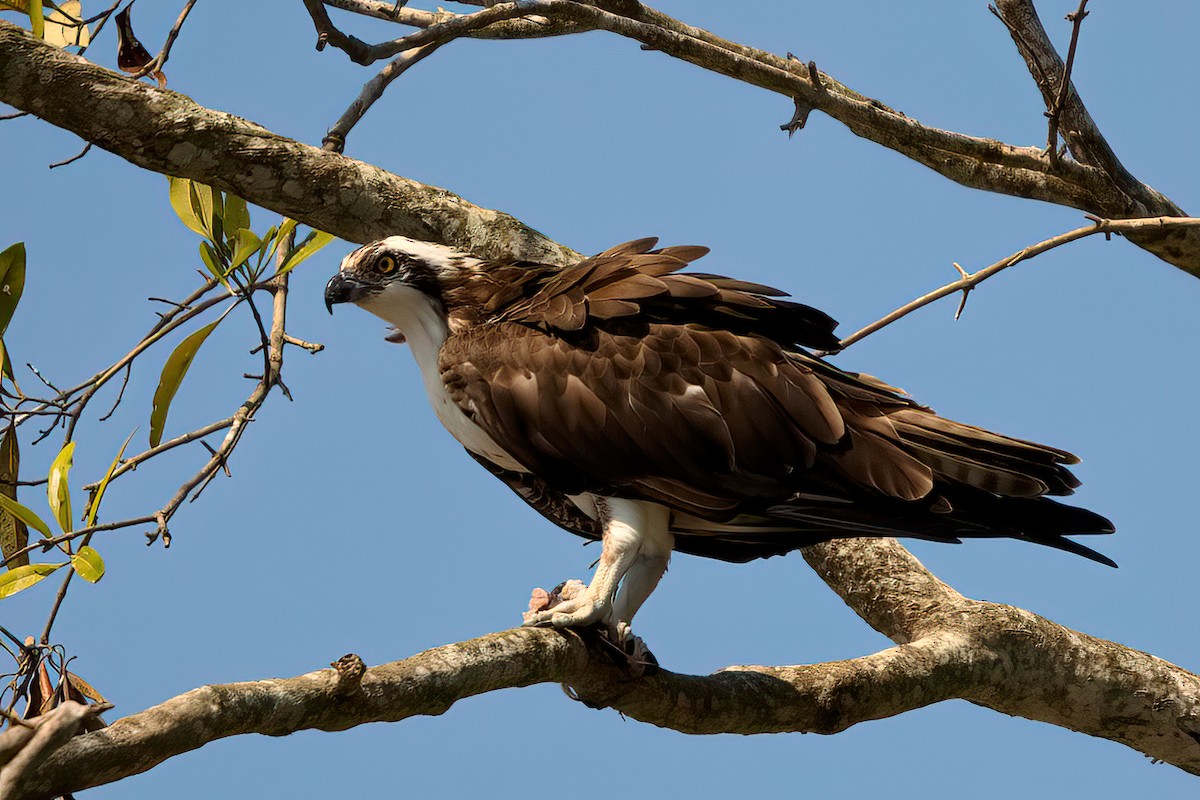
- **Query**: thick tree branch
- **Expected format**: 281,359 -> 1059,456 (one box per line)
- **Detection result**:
987,0 -> 1197,270
11,573 -> 1200,800
3,16 -> 1196,272
0,22 -> 577,266
309,1 -> 1200,276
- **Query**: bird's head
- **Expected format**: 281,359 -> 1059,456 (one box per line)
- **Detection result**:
324,236 -> 484,336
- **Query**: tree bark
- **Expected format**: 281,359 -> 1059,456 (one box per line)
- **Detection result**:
0,21 -> 577,266
11,548 -> 1200,800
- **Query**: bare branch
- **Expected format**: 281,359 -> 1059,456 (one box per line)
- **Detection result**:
131,0 -> 200,85
992,0 -> 1140,196
323,42 -> 445,152
1044,0 -> 1090,164
837,216 -> 1200,349
298,2 -> 1200,276
47,141 -> 92,169
11,591 -> 1200,800
1,516 -> 159,570
319,0 -> 584,41
0,21 -> 580,265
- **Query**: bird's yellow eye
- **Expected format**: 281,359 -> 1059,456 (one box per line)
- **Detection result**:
379,255 -> 397,274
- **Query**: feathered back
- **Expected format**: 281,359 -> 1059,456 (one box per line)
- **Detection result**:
436,238 -> 1113,566
491,238 -> 841,351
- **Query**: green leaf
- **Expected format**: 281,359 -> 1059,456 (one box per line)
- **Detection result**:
0,242 -> 26,336
255,225 -> 278,265
268,219 -> 299,262
28,0 -> 43,37
0,424 -> 28,569
0,493 -> 51,539
192,183 -> 224,244
0,338 -> 12,385
0,562 -> 65,599
230,229 -> 263,271
168,178 -> 208,237
47,440 -> 75,533
70,546 -> 105,583
199,241 -> 230,289
223,194 -> 250,240
85,430 -> 135,528
194,183 -> 213,233
149,318 -> 223,448
278,230 -> 335,277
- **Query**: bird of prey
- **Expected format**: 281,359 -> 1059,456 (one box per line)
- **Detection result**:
325,236 -> 1113,640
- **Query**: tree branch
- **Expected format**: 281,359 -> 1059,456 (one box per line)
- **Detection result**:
0,21 -> 578,266
304,1 -> 1200,276
837,215 -> 1200,349
11,578 -> 1200,800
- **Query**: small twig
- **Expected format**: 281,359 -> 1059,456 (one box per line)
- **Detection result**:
1044,0 -> 1090,165
97,365 -> 133,422
950,262 -> 971,320
837,215 -> 1200,349
2,516 -> 157,570
0,110 -> 30,122
12,278 -> 224,430
25,365 -> 61,395
84,418 -> 236,489
200,440 -> 231,478
148,296 -> 191,311
323,42 -> 445,152
284,334 -> 324,354
132,0 -> 200,84
47,142 -> 93,170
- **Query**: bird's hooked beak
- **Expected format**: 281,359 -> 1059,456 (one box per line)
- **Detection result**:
324,273 -> 373,314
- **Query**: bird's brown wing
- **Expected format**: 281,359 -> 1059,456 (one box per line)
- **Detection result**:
494,237 -> 842,352
439,238 -> 1112,563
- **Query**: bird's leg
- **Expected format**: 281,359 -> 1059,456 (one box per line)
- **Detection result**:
523,498 -> 671,629
611,552 -> 671,624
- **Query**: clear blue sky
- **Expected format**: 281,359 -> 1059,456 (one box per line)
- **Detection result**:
3,2 -> 1199,797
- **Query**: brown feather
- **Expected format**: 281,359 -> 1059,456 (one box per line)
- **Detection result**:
428,238 -> 1112,567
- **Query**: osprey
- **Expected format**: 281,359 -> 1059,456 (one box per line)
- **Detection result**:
325,236 -> 1113,639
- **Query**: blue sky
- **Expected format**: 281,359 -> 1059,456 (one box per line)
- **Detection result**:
3,2 -> 1199,797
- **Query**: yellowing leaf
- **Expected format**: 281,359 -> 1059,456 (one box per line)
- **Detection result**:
65,671 -> 109,704
198,240 -> 229,289
278,230 -> 335,277
47,440 -> 75,533
191,183 -> 224,243
223,194 -> 250,240
149,318 -> 223,447
0,562 -> 64,599
0,242 -> 26,336
85,429 -> 135,528
28,0 -> 42,37
0,424 -> 28,569
0,1 -> 52,14
168,177 -> 207,237
43,1 -> 89,48
230,229 -> 263,270
0,493 -> 51,539
70,546 -> 104,583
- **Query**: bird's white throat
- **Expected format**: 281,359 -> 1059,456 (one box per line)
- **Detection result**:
357,284 -> 526,472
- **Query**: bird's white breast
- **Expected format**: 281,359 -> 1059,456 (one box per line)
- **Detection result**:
361,285 -> 527,473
